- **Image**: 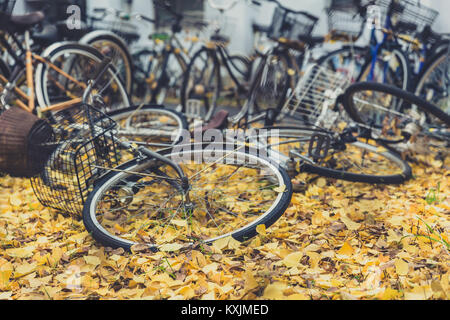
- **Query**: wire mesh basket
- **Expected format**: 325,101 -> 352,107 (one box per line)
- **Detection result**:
268,6 -> 318,43
371,0 -> 439,34
278,64 -> 351,129
326,0 -> 366,40
30,104 -> 120,216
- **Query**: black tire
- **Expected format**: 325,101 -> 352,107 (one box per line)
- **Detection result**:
80,31 -> 134,94
415,49 -> 450,117
250,49 -> 293,117
343,81 -> 450,129
82,143 -> 293,250
253,127 -> 412,184
131,49 -> 158,103
180,47 -> 221,122
357,48 -> 411,91
35,42 -> 131,113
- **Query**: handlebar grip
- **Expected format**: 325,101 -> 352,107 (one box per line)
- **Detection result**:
251,0 -> 262,6
139,15 -> 156,24
93,8 -> 106,13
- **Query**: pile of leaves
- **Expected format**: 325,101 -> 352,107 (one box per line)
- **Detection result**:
0,155 -> 448,300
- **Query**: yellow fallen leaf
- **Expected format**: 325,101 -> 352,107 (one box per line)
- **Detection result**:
287,293 -> 309,300
256,224 -> 266,236
395,259 -> 409,276
273,184 -> 286,193
283,252 -> 303,268
84,256 -> 101,267
159,243 -> 184,252
14,262 -> 37,278
263,282 -> 288,300
5,246 -> 35,258
340,215 -> 361,231
337,242 -> 355,256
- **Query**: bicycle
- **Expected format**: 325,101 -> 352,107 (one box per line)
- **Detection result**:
29,58 -> 293,251
0,5 -> 130,116
181,0 -> 317,125
131,0 -> 208,106
248,64 -> 413,185
319,0 -> 439,91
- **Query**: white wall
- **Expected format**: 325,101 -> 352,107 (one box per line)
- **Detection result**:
12,0 -> 450,55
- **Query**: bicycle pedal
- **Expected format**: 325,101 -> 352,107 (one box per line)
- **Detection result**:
308,133 -> 331,160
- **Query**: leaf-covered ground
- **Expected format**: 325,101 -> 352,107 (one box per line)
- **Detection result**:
0,155 -> 448,300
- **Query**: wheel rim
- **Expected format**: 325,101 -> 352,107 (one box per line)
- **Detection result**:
88,147 -> 288,248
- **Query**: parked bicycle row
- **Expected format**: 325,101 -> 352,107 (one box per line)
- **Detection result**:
0,0 -> 448,251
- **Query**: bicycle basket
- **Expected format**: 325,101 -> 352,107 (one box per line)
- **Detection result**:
30,104 -> 120,216
327,0 -> 366,40
279,64 -> 351,129
372,0 -> 438,35
268,6 -> 318,44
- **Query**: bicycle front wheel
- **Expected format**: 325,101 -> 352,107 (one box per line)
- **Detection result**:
82,143 -> 292,250
342,82 -> 450,143
254,127 -> 412,184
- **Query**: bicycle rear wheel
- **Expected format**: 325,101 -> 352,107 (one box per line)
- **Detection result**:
82,143 -> 292,250
253,127 -> 412,184
35,42 -> 131,113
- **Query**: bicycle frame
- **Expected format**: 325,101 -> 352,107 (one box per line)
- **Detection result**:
0,30 -> 84,115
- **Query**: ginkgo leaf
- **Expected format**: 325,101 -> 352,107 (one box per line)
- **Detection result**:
395,259 -> 409,276
273,185 -> 286,193
337,242 -> 354,256
256,224 -> 266,236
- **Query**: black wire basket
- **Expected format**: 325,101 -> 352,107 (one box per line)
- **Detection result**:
30,104 -> 120,216
373,0 -> 439,35
268,6 -> 318,44
326,0 -> 366,40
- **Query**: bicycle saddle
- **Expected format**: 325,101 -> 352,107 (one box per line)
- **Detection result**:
194,110 -> 229,134
10,11 -> 45,31
252,23 -> 270,34
211,34 -> 230,43
297,34 -> 325,46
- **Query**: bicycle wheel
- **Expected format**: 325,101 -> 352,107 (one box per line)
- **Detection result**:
82,143 -> 292,250
251,49 -> 293,116
252,127 -> 412,184
317,45 -> 367,82
180,47 -> 221,122
357,48 -> 411,91
132,49 -> 158,104
107,105 -> 188,149
342,82 -> 450,143
415,49 -> 450,117
35,42 -> 131,113
79,31 -> 134,94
